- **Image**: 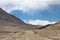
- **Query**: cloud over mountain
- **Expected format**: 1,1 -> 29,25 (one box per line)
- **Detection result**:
27,20 -> 56,26
0,0 -> 60,13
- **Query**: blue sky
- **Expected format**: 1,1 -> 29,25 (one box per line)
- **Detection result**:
11,5 -> 60,22
0,0 -> 60,25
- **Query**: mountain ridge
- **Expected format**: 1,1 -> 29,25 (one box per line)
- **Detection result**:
0,8 -> 29,32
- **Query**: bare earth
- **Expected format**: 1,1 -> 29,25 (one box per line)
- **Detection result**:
0,29 -> 60,40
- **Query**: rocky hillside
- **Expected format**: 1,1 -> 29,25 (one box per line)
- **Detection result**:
0,8 -> 30,32
0,8 -> 26,25
43,22 -> 60,30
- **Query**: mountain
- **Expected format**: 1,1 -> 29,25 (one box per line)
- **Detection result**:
0,8 -> 30,32
0,8 -> 26,25
37,21 -> 60,30
45,22 -> 60,30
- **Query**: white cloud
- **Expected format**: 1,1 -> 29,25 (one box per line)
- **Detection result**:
27,20 -> 56,26
0,0 -> 60,13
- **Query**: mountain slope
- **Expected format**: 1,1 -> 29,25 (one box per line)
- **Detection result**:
0,8 -> 26,25
45,22 -> 60,30
0,8 -> 29,32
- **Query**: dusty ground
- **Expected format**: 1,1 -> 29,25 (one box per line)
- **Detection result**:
0,29 -> 60,40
